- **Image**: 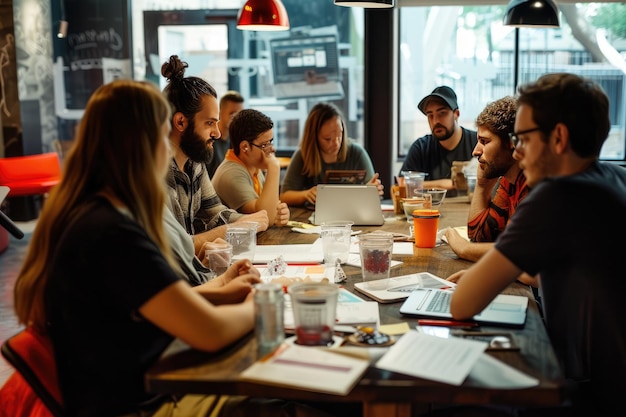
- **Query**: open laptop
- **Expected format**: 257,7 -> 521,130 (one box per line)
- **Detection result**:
400,288 -> 528,328
313,184 -> 384,226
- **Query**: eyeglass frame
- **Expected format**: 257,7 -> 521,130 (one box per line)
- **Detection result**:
509,127 -> 543,149
248,138 -> 274,152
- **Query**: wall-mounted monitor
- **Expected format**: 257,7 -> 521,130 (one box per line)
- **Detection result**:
269,34 -> 344,100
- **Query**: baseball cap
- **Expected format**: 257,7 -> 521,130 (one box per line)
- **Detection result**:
417,86 -> 459,114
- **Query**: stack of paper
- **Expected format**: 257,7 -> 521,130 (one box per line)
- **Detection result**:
240,343 -> 370,395
376,330 -> 539,388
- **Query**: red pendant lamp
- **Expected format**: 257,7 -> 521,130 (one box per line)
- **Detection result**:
237,0 -> 290,31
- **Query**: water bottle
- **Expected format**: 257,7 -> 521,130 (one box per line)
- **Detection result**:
254,283 -> 285,356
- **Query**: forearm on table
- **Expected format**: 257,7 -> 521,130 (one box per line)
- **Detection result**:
193,225 -> 228,256
449,235 -> 493,263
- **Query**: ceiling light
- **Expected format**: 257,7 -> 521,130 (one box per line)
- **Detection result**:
334,0 -> 394,8
503,0 -> 560,28
236,0 -> 290,31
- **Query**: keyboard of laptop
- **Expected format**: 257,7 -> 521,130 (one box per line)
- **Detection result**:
426,291 -> 451,313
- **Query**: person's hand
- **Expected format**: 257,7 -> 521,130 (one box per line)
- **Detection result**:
237,210 -> 269,232
215,259 -> 262,303
447,269 -> 467,283
441,227 -> 456,245
304,186 -> 317,205
198,238 -> 230,264
274,201 -> 290,226
261,149 -> 280,171
368,173 -> 384,196
219,259 -> 260,284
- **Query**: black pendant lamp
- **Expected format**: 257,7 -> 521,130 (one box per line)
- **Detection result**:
503,0 -> 560,28
334,0 -> 394,8
504,0 -> 560,92
236,0 -> 290,31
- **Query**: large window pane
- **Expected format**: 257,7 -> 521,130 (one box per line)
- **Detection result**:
399,3 -> 626,164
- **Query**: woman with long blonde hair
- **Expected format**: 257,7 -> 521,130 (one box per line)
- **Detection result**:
12,80 -> 332,417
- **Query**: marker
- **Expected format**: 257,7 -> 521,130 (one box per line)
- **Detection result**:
417,319 -> 478,329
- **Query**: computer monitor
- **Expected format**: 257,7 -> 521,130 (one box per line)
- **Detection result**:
269,34 -> 344,100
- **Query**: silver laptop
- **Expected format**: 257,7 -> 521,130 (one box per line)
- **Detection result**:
313,184 -> 384,226
400,288 -> 528,328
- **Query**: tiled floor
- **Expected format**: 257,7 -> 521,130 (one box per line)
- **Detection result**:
0,219 -> 37,387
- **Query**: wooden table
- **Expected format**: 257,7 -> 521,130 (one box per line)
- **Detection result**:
145,197 -> 565,417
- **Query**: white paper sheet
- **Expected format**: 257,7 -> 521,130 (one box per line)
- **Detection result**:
252,239 -> 324,264
375,330 -> 487,386
466,353 -> 539,388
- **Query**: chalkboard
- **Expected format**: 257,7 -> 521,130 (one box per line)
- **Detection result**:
55,0 -> 131,110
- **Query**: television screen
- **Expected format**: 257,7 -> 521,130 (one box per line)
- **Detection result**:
270,34 -> 343,99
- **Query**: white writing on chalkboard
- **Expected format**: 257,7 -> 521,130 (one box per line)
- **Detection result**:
68,28 -> 123,52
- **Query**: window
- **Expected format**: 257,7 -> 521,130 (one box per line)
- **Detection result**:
398,2 -> 626,165
137,1 -> 364,157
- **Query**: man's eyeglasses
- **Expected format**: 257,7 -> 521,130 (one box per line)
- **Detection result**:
249,138 -> 274,152
509,127 -> 542,148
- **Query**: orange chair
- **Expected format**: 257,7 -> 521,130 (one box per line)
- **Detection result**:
0,328 -> 64,417
0,153 -> 62,197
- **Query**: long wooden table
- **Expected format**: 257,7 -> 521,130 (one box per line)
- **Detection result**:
145,197 -> 565,417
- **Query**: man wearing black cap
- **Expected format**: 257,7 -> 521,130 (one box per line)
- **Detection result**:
399,86 -> 477,193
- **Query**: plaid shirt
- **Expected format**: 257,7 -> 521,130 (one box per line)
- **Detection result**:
468,170 -> 529,242
166,158 -> 242,235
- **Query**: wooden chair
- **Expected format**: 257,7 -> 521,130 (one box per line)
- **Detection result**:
0,327 -> 64,417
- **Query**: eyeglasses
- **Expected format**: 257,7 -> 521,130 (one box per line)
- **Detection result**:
249,138 -> 274,152
509,127 -> 542,149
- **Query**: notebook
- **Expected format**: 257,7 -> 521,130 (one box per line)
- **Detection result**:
399,288 -> 528,328
313,184 -> 384,226
323,170 -> 366,184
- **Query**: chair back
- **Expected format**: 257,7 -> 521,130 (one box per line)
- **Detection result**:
0,153 -> 62,196
1,327 -> 64,416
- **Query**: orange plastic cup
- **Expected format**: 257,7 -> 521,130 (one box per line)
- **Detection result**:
412,209 -> 440,248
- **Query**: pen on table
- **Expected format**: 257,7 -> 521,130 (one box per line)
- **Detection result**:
417,319 -> 479,329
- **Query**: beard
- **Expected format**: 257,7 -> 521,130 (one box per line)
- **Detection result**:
432,124 -> 454,142
180,120 -> 214,163
480,156 -> 511,179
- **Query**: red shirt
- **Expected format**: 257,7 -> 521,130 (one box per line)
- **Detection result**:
467,171 -> 529,242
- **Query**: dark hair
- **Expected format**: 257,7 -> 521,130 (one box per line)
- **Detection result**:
517,73 -> 610,158
229,109 -> 274,156
161,55 -> 218,119
220,90 -> 245,108
475,96 -> 517,148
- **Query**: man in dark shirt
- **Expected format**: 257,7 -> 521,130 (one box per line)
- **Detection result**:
400,86 -> 477,195
450,73 -> 626,416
